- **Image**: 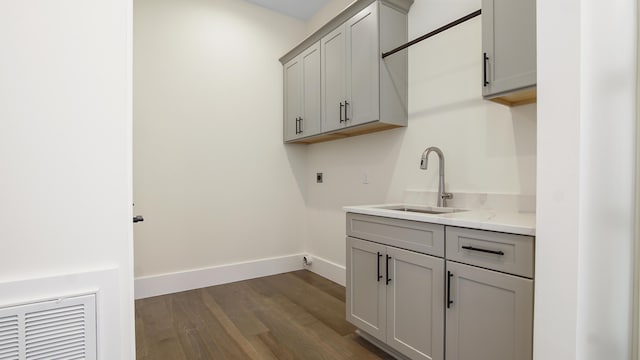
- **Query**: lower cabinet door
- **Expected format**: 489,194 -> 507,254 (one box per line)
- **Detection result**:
386,246 -> 444,360
445,261 -> 533,360
346,237 -> 387,342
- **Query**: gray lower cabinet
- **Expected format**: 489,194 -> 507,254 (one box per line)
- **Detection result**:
445,261 -> 533,360
387,245 -> 444,360
346,236 -> 445,360
346,237 -> 386,340
482,0 -> 536,106
346,213 -> 535,360
444,226 -> 534,360
283,42 -> 321,141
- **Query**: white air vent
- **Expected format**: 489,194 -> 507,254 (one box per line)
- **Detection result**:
0,315 -> 19,360
0,294 -> 96,360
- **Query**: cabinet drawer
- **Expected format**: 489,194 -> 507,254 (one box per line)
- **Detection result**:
445,226 -> 534,278
346,213 -> 444,257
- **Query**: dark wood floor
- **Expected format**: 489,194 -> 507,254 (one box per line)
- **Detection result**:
135,270 -> 393,359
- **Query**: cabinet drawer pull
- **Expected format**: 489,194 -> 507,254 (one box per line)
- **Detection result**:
295,117 -> 299,134
344,100 -> 350,121
461,245 -> 504,256
447,271 -> 453,308
339,102 -> 345,122
483,52 -> 489,86
385,255 -> 391,285
299,117 -> 303,133
377,252 -> 383,282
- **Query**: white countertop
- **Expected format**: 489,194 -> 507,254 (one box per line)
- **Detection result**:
343,204 -> 536,236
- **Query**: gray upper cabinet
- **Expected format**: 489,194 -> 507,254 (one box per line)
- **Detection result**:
323,3 -> 380,132
283,42 -> 321,141
280,0 -> 412,144
346,4 -> 380,127
283,56 -> 301,141
321,25 -> 347,133
482,0 -> 536,106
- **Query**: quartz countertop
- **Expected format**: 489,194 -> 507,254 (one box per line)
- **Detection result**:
343,204 -> 536,236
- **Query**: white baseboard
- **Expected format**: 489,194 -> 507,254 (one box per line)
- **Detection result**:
303,254 -> 346,286
135,254 -> 304,299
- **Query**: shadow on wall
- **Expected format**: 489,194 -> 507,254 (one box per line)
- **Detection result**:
301,127 -> 408,210
283,143 -> 309,205
409,98 -> 481,119
511,104 -> 537,198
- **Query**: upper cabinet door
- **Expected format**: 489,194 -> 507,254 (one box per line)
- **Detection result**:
346,2 -> 380,126
321,25 -> 347,133
300,42 -> 321,137
283,56 -> 302,141
482,0 -> 536,98
284,42 -> 321,141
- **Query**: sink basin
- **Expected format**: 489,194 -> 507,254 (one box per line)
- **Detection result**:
377,205 -> 468,215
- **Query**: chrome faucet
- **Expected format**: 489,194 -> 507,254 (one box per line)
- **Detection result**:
420,146 -> 453,207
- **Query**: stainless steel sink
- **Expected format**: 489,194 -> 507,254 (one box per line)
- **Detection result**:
377,205 -> 468,215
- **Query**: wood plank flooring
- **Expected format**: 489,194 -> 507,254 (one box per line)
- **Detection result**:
135,270 -> 393,360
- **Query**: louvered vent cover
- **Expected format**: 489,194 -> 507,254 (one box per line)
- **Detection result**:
0,294 -> 96,360
0,315 -> 19,360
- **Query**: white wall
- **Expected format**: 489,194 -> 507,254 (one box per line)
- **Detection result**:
536,0 -> 637,358
534,1 -> 581,357
636,6 -> 640,357
304,0 -> 537,268
133,0 -> 308,277
577,0 -> 636,356
0,0 -> 135,358
132,0 -> 639,356
306,0 -> 352,34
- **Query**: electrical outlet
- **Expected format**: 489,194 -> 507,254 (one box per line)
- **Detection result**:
316,172 -> 323,183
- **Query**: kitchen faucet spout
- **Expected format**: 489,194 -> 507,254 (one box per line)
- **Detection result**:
420,146 -> 453,207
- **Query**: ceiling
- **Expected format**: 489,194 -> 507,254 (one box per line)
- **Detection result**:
245,0 -> 329,20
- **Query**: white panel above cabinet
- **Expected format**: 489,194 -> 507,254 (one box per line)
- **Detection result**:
280,0 -> 413,144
